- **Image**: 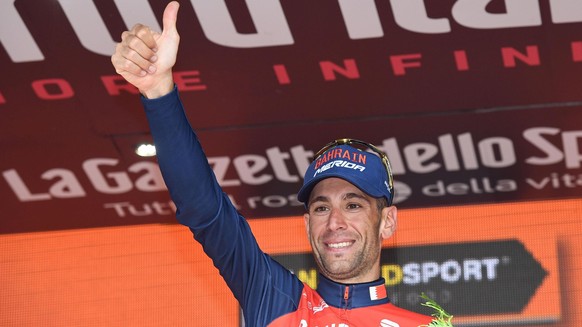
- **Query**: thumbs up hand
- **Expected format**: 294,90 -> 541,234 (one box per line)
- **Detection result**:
111,1 -> 180,98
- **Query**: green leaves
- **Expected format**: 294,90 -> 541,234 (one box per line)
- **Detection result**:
419,293 -> 454,327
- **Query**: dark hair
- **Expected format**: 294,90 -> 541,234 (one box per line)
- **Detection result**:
376,196 -> 389,213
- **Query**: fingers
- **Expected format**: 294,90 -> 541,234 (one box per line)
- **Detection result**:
132,23 -> 158,52
111,24 -> 158,76
112,43 -> 148,77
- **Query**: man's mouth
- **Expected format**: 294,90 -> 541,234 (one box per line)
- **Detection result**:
326,241 -> 354,249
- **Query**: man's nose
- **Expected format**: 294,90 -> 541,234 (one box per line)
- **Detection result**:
327,208 -> 348,230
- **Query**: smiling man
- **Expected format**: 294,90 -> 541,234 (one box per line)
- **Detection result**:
304,178 -> 391,284
298,142 -> 399,286
111,2 -> 431,326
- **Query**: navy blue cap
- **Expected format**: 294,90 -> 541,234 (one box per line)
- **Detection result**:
297,144 -> 393,204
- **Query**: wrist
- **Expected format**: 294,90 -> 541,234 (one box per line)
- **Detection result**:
141,75 -> 174,99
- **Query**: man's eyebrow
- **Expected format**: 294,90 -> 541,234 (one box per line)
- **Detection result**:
308,192 -> 371,208
309,195 -> 329,204
306,195 -> 328,211
344,192 -> 371,203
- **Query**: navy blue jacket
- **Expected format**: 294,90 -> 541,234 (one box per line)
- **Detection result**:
142,88 -> 431,327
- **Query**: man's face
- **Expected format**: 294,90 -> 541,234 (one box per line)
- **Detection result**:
304,177 -> 396,284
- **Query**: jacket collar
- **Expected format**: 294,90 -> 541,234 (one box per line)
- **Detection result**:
316,274 -> 390,309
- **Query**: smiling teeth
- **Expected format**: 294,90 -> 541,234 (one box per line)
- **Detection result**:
328,242 -> 352,248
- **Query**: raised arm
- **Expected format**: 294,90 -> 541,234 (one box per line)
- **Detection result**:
110,3 -> 304,325
110,0 -> 226,236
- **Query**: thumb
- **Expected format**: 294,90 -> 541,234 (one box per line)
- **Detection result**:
162,1 -> 180,35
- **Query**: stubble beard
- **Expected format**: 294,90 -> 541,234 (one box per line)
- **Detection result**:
312,237 -> 378,282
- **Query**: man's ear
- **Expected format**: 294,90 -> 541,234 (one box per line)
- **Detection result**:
380,206 -> 397,240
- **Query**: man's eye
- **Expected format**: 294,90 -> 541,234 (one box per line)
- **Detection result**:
346,203 -> 361,209
312,206 -> 328,212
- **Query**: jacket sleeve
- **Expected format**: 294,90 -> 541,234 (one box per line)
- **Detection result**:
141,87 -> 304,326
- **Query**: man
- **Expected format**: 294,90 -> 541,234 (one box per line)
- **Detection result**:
111,2 -> 432,326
